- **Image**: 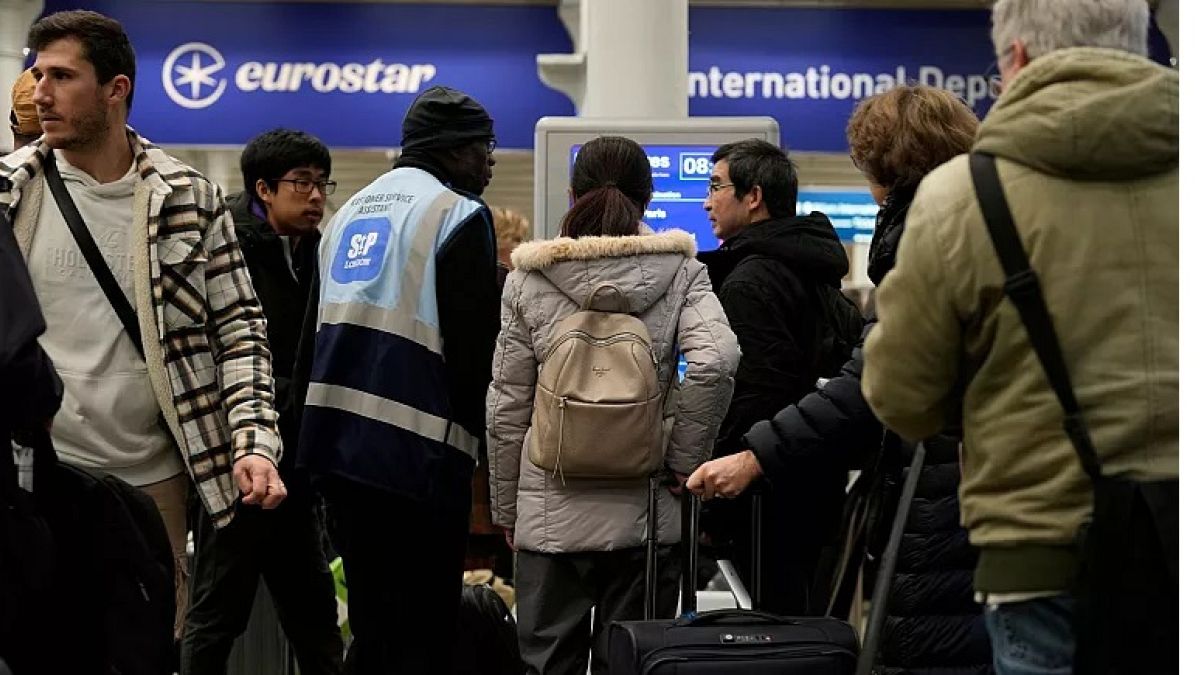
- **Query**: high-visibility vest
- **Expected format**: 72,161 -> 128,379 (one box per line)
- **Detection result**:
299,167 -> 486,497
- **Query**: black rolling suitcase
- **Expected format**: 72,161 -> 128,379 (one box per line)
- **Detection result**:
607,480 -> 860,674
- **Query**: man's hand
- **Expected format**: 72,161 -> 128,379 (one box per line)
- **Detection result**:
686,450 -> 764,500
503,528 -> 516,552
234,454 -> 287,509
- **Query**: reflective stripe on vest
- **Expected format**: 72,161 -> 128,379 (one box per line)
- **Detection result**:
319,300 -> 442,355
306,382 -> 479,461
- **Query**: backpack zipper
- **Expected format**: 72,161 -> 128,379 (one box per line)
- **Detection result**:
547,330 -> 656,366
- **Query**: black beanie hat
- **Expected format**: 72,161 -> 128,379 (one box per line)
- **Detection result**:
401,86 -> 495,152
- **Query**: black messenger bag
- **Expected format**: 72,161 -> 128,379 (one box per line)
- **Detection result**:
970,152 -> 1178,675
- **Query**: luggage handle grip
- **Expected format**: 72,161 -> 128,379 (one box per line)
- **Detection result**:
678,608 -> 788,627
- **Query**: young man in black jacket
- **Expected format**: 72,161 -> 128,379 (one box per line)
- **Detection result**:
694,139 -> 860,616
180,129 -> 342,675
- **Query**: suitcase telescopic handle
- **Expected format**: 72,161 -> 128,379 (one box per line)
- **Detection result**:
856,441 -> 927,675
680,488 -> 700,616
647,476 -> 702,620
645,475 -> 660,620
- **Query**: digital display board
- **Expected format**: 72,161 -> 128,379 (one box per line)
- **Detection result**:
535,117 -> 778,240
566,148 -> 880,249
570,144 -> 721,251
797,189 -> 879,244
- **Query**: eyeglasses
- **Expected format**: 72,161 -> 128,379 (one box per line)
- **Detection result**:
484,137 -> 497,154
982,60 -> 1003,99
707,181 -> 735,196
276,178 -> 337,196
983,45 -> 1015,99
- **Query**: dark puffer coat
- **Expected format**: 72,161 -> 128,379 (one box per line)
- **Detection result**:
879,437 -> 991,675
742,189 -> 991,672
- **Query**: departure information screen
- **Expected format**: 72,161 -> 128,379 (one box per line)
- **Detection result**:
571,144 -> 720,251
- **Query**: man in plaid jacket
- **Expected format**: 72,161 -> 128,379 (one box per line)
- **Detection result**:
0,9 -> 285,639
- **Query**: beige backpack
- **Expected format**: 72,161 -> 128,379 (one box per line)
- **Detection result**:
530,284 -> 665,481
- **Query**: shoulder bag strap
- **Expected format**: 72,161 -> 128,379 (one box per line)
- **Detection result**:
968,152 -> 1101,481
43,150 -> 144,359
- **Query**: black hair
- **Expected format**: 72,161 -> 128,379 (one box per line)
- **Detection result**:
240,128 -> 332,207
560,136 -> 653,239
711,139 -> 798,220
28,10 -> 136,112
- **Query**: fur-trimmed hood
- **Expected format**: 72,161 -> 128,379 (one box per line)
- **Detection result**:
509,228 -> 698,314
510,228 -> 695,270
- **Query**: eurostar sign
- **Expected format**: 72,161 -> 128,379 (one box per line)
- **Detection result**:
162,42 -> 437,110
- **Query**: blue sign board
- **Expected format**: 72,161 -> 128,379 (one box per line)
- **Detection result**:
38,1 -> 1002,151
687,8 -> 998,152
39,1 -> 576,149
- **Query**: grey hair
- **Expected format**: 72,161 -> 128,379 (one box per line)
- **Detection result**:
991,0 -> 1149,62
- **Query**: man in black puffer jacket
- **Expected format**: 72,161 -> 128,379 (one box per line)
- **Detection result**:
692,139 -> 862,616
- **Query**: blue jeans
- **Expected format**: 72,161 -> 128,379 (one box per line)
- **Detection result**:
984,594 -> 1075,675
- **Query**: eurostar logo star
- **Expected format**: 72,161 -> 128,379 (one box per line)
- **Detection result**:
162,42 -> 227,109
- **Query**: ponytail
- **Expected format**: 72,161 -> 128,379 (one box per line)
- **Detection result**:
559,184 -> 642,239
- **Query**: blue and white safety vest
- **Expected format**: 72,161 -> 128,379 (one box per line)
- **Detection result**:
298,167 -> 487,500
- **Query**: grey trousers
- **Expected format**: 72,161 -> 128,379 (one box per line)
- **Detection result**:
516,546 -> 680,675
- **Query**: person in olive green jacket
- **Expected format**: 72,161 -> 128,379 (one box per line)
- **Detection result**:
861,1 -> 1177,673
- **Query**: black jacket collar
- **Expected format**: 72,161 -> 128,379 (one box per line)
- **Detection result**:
698,212 -> 849,290
866,185 -> 916,286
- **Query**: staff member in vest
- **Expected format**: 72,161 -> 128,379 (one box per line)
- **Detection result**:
298,85 -> 501,675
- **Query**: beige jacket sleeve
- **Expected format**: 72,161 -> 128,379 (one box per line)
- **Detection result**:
485,273 -> 536,529
861,191 -> 964,441
204,184 -> 281,464
666,265 -> 740,473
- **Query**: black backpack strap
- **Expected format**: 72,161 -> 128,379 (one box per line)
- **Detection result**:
43,151 -> 145,359
968,152 -> 1102,481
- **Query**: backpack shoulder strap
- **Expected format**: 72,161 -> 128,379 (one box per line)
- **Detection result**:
968,152 -> 1102,481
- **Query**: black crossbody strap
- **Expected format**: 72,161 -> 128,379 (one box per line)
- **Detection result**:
43,150 -> 145,359
968,152 -> 1102,481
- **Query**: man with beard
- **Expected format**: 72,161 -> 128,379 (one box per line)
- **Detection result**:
0,9 -> 286,645
297,85 -> 501,674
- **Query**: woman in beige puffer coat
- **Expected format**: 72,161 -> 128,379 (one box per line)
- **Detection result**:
486,136 -> 739,675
